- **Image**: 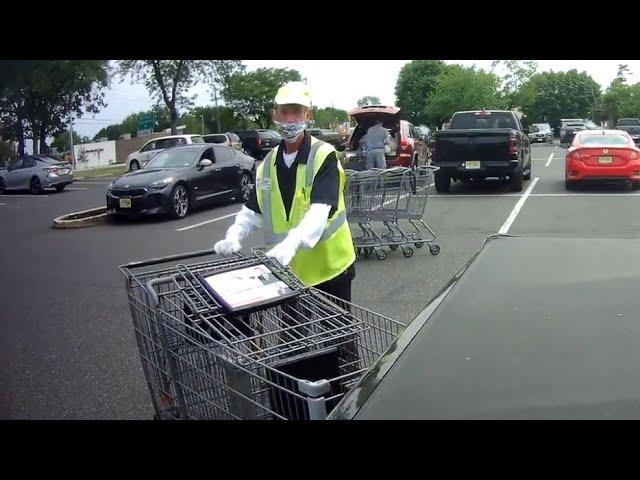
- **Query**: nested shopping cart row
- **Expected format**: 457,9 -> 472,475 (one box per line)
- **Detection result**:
345,166 -> 440,261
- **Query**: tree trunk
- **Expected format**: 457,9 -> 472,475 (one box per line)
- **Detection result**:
16,117 -> 25,156
170,108 -> 178,135
39,130 -> 48,155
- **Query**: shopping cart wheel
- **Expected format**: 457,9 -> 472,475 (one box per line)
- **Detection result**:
429,243 -> 441,255
414,242 -> 424,248
389,244 -> 399,251
402,246 -> 414,258
365,247 -> 375,257
375,249 -> 387,261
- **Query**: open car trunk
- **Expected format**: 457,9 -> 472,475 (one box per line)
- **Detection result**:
342,106 -> 401,169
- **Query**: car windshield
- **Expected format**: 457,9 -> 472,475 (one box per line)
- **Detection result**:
204,135 -> 228,144
579,134 -> 630,146
618,119 -> 640,126
145,148 -> 198,168
532,124 -> 549,132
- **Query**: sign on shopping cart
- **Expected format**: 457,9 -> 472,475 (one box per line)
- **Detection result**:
197,262 -> 298,313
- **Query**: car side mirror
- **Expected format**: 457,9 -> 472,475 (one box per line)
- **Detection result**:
199,159 -> 213,167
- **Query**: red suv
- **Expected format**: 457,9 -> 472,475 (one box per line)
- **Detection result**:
341,106 -> 429,169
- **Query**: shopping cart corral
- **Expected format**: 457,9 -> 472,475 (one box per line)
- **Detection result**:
120,249 -> 404,420
345,166 -> 440,261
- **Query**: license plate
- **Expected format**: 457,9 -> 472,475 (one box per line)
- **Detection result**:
119,198 -> 132,208
598,156 -> 613,164
465,161 -> 481,169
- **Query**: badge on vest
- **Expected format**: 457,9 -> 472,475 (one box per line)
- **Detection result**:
256,177 -> 271,191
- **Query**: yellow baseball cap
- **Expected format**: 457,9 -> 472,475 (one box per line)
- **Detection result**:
274,81 -> 312,108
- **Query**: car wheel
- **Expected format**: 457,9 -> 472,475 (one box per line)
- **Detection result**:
509,165 -> 523,192
434,171 -> 451,193
0,178 -> 5,195
130,160 -> 140,171
236,172 -> 252,203
169,184 -> 189,219
30,177 -> 43,195
633,181 -> 640,190
565,177 -> 576,191
55,185 -> 66,192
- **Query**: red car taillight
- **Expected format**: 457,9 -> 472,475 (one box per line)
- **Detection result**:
400,139 -> 411,152
508,134 -> 518,155
44,167 -> 58,174
257,137 -> 262,148
567,149 -> 583,162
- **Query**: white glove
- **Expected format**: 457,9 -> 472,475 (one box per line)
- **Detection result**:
266,232 -> 302,267
213,206 -> 263,257
214,237 -> 241,256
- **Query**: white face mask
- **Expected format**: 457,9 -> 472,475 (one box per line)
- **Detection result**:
274,120 -> 308,142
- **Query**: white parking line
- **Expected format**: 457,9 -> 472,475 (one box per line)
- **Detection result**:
65,187 -> 88,191
545,153 -> 554,167
498,177 -> 539,235
176,212 -> 239,232
0,203 -> 5,206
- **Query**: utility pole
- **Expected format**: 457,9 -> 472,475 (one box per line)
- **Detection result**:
69,115 -> 75,169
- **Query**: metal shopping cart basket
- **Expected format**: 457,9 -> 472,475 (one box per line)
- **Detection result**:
345,166 -> 440,260
120,249 -> 404,420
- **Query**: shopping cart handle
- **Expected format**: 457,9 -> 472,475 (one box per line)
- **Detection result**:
145,276 -> 175,308
123,248 -> 218,270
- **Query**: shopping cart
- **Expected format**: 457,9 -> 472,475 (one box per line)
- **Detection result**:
120,249 -> 404,420
345,166 -> 440,261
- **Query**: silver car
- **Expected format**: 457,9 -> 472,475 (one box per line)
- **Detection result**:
528,123 -> 553,144
126,134 -> 205,171
0,155 -> 74,195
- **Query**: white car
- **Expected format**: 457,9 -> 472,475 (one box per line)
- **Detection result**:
126,134 -> 205,171
202,132 -> 244,151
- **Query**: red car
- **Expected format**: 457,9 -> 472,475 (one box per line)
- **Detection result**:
565,129 -> 640,190
341,106 -> 429,169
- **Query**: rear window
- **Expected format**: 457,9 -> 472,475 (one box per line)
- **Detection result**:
579,134 -> 630,146
190,136 -> 204,144
204,134 -> 228,144
617,119 -> 640,126
450,112 -> 516,130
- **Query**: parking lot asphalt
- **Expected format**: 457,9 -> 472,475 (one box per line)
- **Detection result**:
2,140 -> 640,419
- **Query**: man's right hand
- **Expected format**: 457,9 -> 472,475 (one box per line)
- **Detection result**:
213,238 -> 241,256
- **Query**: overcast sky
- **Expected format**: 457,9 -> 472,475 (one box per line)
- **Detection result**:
73,60 -> 640,138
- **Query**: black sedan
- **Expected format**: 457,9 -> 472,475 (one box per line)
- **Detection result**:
106,144 -> 255,219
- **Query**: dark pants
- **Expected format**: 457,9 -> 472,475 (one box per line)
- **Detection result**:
313,262 -> 356,302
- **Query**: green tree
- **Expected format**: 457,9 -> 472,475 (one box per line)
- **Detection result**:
423,65 -> 505,127
94,124 -> 123,141
519,70 -> 602,132
52,130 -> 84,152
394,60 -> 446,124
356,96 -> 381,107
222,68 -> 303,128
118,60 -> 243,135
491,60 -> 538,108
312,107 -> 348,129
1,60 -> 110,154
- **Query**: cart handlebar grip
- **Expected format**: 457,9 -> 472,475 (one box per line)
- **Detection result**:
124,248 -> 218,270
145,276 -> 175,308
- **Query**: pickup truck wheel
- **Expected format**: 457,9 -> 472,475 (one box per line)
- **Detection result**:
434,171 -> 451,193
509,166 -> 523,192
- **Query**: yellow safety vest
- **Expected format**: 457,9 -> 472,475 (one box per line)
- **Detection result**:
256,136 -> 355,286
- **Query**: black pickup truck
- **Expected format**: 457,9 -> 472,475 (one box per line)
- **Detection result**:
431,110 -> 532,192
616,118 -> 640,146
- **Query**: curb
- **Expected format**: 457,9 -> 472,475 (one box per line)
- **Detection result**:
53,207 -> 109,229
